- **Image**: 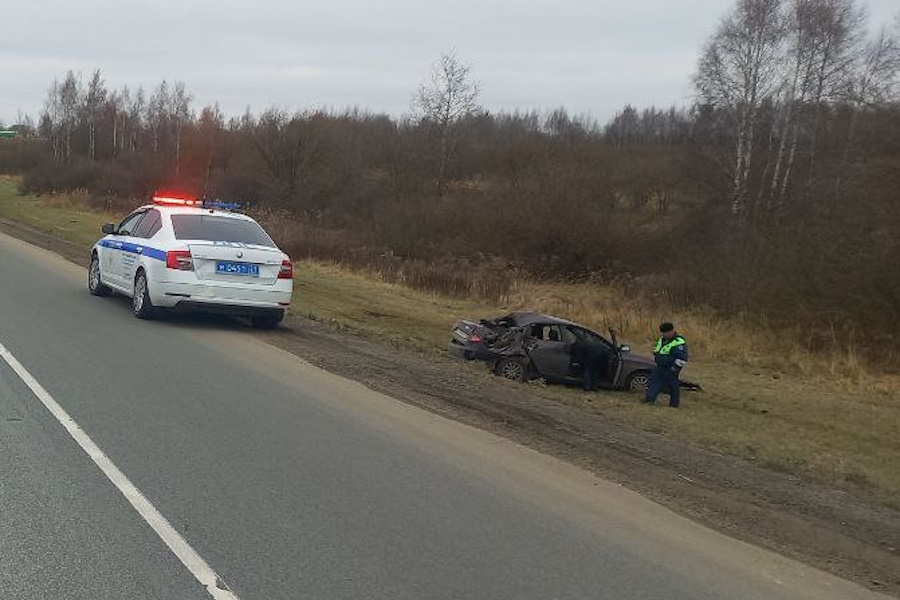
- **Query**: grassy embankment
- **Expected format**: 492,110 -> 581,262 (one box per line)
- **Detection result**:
2,174 -> 898,505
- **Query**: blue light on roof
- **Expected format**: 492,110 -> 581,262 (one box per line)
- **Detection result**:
202,199 -> 242,211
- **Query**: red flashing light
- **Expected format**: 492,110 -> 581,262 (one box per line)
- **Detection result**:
153,194 -> 200,207
166,250 -> 194,271
278,259 -> 293,280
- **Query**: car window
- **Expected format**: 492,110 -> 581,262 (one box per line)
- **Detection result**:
536,325 -> 565,343
558,326 -> 579,345
117,211 -> 146,237
146,214 -> 163,238
568,326 -> 609,347
170,215 -> 276,247
132,209 -> 161,239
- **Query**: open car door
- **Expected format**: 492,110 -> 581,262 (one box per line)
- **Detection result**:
567,325 -> 619,388
527,324 -> 578,382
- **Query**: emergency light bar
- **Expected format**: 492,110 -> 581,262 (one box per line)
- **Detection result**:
203,199 -> 242,211
151,195 -> 242,211
152,195 -> 201,206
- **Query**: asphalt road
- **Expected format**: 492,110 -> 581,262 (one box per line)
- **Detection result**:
0,231 -> 890,600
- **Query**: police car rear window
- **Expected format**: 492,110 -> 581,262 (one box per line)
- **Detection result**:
170,215 -> 276,247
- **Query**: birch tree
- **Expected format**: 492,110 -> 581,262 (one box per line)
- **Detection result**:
696,0 -> 785,222
83,70 -> 107,160
58,71 -> 82,162
800,0 -> 865,197
128,87 -> 146,153
169,81 -> 193,175
833,19 -> 900,192
41,80 -> 63,161
147,81 -> 170,154
109,87 -> 129,158
414,51 -> 481,196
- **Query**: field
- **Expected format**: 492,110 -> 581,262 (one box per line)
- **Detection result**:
2,174 -> 899,505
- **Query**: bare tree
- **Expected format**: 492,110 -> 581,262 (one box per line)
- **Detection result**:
414,51 -> 481,196
833,20 -> 900,192
83,70 -> 107,160
169,81 -> 193,175
147,81 -> 170,154
800,0 -> 865,199
846,19 -> 900,106
127,86 -> 146,153
252,109 -> 320,200
109,86 -> 129,158
761,0 -> 863,207
41,79 -> 63,161
766,0 -> 818,207
197,103 -> 224,194
58,71 -> 82,162
696,0 -> 785,221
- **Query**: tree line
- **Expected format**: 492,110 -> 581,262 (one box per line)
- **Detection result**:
1,0 -> 899,366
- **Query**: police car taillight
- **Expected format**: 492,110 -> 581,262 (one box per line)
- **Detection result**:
278,259 -> 293,279
166,250 -> 193,271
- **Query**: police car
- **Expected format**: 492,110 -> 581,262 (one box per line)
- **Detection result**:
88,195 -> 293,329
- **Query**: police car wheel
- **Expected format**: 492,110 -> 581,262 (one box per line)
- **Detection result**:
132,271 -> 157,320
88,254 -> 112,297
626,371 -> 651,392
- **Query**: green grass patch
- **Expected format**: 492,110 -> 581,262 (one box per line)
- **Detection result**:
0,176 -> 117,246
294,261 -> 492,354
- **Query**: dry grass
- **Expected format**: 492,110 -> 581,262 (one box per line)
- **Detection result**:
250,203 -> 887,386
3,176 -> 900,503
295,260 -> 900,505
505,278 -> 887,387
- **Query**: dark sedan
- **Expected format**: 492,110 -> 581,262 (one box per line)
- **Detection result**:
449,312 -> 663,391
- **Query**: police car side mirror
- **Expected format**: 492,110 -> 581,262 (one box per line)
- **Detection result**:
102,223 -> 117,235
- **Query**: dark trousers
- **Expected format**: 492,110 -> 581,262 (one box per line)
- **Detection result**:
645,367 -> 681,407
583,364 -> 596,391
581,349 -> 609,391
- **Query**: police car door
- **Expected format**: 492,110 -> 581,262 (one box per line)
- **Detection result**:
110,210 -> 146,289
124,209 -> 162,286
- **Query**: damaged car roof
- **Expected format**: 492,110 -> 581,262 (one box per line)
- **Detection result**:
509,312 -> 580,327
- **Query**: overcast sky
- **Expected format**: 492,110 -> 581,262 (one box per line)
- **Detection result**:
1,0 -> 897,124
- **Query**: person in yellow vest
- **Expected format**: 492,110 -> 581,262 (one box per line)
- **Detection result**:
644,322 -> 688,408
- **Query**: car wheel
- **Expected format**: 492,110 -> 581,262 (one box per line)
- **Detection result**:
626,370 -> 651,392
251,314 -> 283,330
496,357 -> 528,383
88,253 -> 112,297
132,270 -> 157,320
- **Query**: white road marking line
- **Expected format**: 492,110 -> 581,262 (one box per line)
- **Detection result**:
0,341 -> 241,600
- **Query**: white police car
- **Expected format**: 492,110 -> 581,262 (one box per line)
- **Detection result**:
88,195 -> 293,328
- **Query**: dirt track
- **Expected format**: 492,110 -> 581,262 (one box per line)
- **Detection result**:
3,216 -> 899,597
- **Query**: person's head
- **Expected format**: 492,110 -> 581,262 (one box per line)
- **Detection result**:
659,322 -> 676,339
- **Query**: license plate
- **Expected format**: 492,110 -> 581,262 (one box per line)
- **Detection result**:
216,261 -> 259,276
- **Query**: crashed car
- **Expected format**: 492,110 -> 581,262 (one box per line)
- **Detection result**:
449,312 -> 697,392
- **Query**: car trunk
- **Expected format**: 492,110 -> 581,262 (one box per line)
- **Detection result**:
452,319 -> 484,342
452,318 -> 519,346
188,242 -> 282,286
